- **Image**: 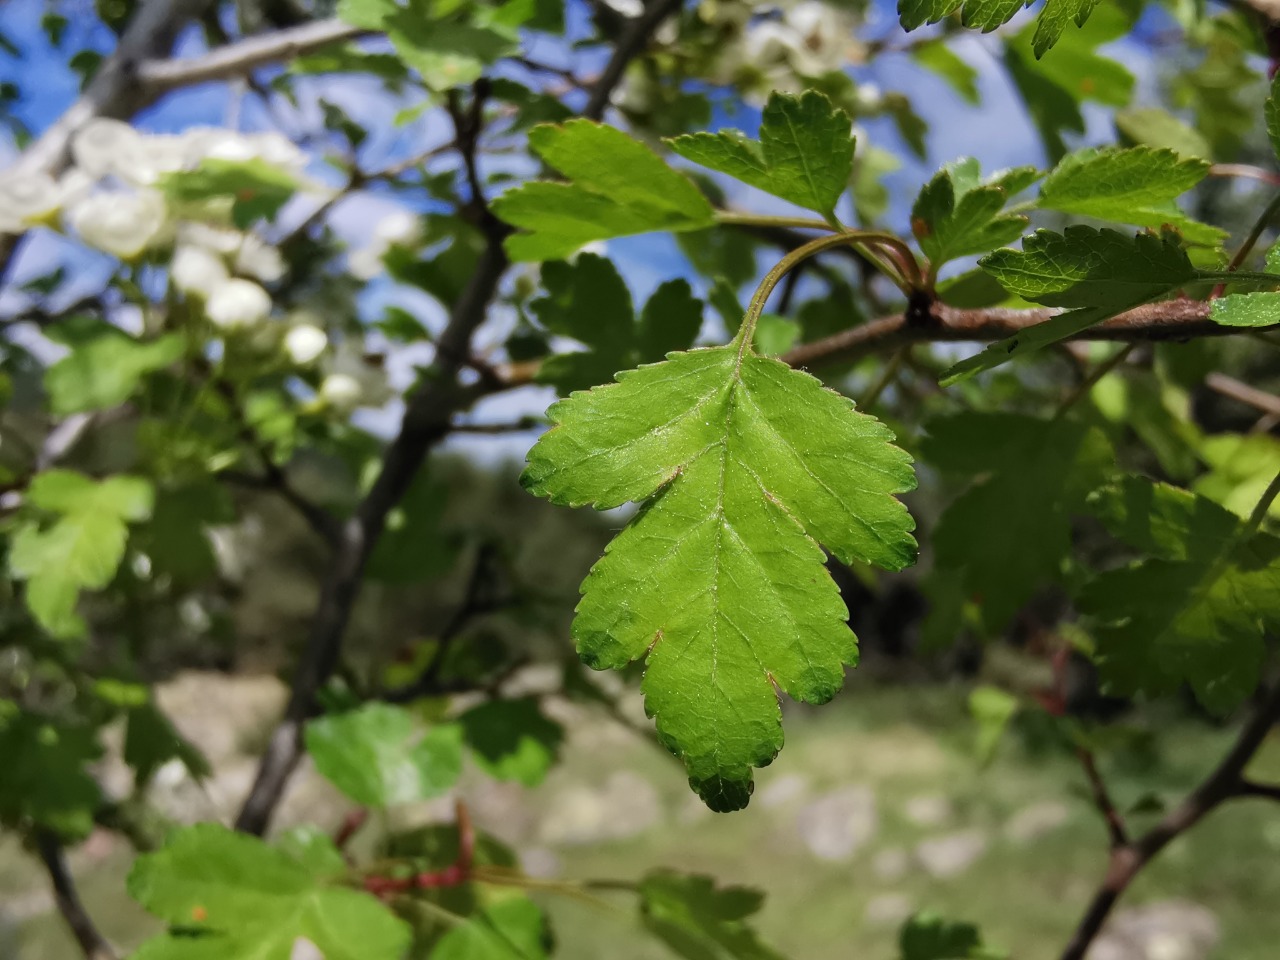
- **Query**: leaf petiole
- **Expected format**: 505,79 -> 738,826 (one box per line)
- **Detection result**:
736,230 -> 921,349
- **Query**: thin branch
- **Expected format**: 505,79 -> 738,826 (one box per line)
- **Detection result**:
33,829 -> 117,960
1076,747 -> 1130,848
1238,778 -> 1280,801
779,299 -> 1260,371
1209,163 -> 1280,187
1058,681 -> 1280,960
138,19 -> 371,92
582,0 -> 683,120
1204,371 -> 1280,419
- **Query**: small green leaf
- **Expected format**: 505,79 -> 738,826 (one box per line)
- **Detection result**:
1196,434 -> 1280,520
532,254 -> 702,392
125,701 -> 210,786
160,158 -> 298,228
45,332 -> 183,414
0,711 -> 101,837
1116,108 -> 1211,160
1036,147 -> 1222,244
969,686 -> 1018,765
432,899 -> 550,960
9,471 -> 154,638
494,120 -> 717,261
305,703 -> 463,807
945,227 -> 1196,383
1081,479 -> 1280,712
1032,0 -> 1101,58
900,911 -> 1007,960
980,227 -> 1195,308
668,90 -> 854,219
1210,293 -> 1280,328
522,346 -> 916,808
129,823 -> 411,959
911,161 -> 1028,270
457,697 -> 563,787
925,414 -> 1113,631
638,870 -> 783,960
366,472 -> 457,583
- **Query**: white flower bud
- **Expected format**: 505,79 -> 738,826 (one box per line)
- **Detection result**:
373,210 -> 422,248
319,372 -> 362,412
0,172 -> 63,231
171,244 -> 229,298
68,189 -> 168,260
235,233 -> 286,283
71,118 -> 147,180
177,221 -> 243,254
205,278 -> 272,330
284,324 -> 328,365
348,245 -> 386,280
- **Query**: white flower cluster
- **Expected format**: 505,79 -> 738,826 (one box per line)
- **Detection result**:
698,1 -> 864,103
0,121 -> 325,346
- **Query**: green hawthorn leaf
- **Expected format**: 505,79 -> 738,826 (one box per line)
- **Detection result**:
432,899 -> 550,960
639,870 -> 783,960
912,41 -> 980,104
1081,479 -> 1280,711
457,697 -> 563,787
9,471 -> 154,638
522,346 -> 916,808
367,472 -> 457,583
979,227 -> 1195,310
668,91 -> 854,219
1036,147 -> 1222,244
160,158 -> 297,227
125,701 -> 210,785
533,254 -> 703,393
140,480 -> 234,585
1210,293 -> 1280,328
1091,368 -> 1201,481
129,823 -> 411,960
0,711 -> 101,837
925,414 -> 1112,632
305,703 -> 463,807
911,162 -> 1028,270
1196,434 -> 1280,520
1116,108 -> 1211,159
494,121 -> 716,261
1032,0 -> 1101,57
385,15 -> 515,92
969,686 -> 1018,765
944,227 -> 1196,383
899,0 -> 1029,34
45,332 -> 183,414
276,826 -> 348,880
900,911 -> 1006,960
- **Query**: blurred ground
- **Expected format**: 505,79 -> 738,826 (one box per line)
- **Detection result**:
3,672 -> 1279,960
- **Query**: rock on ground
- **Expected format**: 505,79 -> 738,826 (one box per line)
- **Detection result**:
1005,800 -> 1071,843
864,892 -> 914,927
1086,900 -> 1219,960
914,829 -> 988,878
904,793 -> 953,827
796,785 -> 878,861
539,771 -> 662,845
